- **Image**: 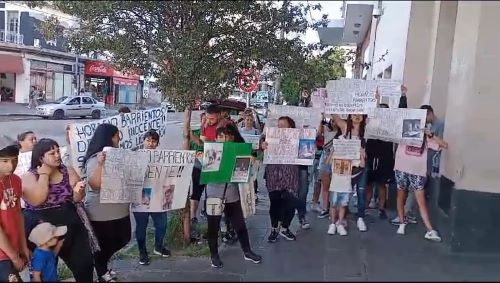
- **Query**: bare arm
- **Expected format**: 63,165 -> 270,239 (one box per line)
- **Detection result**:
22,173 -> 50,206
0,226 -> 19,262
32,272 -> 42,282
431,136 -> 448,149
68,167 -> 85,202
190,131 -> 204,147
88,163 -> 103,190
18,208 -> 29,263
54,239 -> 65,255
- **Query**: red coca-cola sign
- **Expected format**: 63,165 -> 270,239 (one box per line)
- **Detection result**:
85,60 -> 113,77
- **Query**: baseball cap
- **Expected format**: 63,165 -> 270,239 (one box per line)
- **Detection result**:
28,222 -> 67,247
0,135 -> 19,157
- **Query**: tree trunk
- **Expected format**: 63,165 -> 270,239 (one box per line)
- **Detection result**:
182,107 -> 192,246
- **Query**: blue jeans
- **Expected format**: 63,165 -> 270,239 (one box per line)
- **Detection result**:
296,167 -> 310,220
354,167 -> 368,218
134,212 -> 168,255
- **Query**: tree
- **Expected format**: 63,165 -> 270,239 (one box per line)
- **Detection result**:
28,0 -> 328,245
281,47 -> 347,105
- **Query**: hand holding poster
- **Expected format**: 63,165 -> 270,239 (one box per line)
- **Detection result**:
241,134 -> 261,150
376,79 -> 402,108
266,105 -> 322,129
365,108 -> 427,145
325,79 -> 378,114
332,139 -> 361,160
263,127 -> 317,165
100,148 -> 149,203
132,150 -> 196,212
69,107 -> 168,176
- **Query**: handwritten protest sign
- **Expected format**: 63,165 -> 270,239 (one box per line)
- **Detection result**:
100,148 -> 149,203
266,105 -> 322,129
132,150 -> 195,212
241,134 -> 260,150
311,88 -> 327,110
332,139 -> 361,160
239,182 -> 256,218
365,108 -> 427,146
325,79 -> 378,114
263,127 -> 317,165
376,79 -> 402,108
69,107 -> 168,176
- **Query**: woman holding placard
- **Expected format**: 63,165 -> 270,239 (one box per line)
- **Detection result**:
22,138 -> 94,282
205,124 -> 261,268
261,116 -> 301,242
83,124 -> 131,282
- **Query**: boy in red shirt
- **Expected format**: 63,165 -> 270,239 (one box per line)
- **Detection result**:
0,139 -> 29,282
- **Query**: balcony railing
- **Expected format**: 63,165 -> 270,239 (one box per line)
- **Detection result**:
0,30 -> 24,45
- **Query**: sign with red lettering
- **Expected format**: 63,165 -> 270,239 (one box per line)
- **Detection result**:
85,60 -> 140,80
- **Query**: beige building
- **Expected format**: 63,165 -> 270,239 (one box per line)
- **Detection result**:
319,1 -> 500,255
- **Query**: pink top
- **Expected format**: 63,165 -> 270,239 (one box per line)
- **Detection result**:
394,139 -> 439,177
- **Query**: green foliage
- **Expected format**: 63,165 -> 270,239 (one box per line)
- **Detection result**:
281,47 -> 347,104
26,0 -> 330,109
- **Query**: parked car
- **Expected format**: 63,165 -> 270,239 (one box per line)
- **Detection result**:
36,95 -> 106,120
160,100 -> 176,112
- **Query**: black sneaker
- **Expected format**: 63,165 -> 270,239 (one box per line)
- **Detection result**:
222,232 -> 237,245
280,229 -> 296,241
244,251 -> 262,264
379,209 -> 388,220
139,253 -> 151,265
267,229 -> 279,243
318,210 -> 329,219
211,255 -> 223,268
153,247 -> 171,258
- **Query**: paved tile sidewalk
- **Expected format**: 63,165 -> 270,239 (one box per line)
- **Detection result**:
111,185 -> 500,282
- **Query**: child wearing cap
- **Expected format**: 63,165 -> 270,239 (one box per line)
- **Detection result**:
0,139 -> 29,282
29,222 -> 67,282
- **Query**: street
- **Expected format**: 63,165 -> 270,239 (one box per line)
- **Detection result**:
0,111 -> 200,149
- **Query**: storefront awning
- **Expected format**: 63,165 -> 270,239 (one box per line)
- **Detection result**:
113,77 -> 139,86
0,54 -> 24,73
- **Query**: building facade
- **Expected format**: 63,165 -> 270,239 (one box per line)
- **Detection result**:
319,0 -> 500,255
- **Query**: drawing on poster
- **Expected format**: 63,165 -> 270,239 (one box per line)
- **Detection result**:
141,188 -> 152,206
230,156 -> 252,183
100,148 -> 149,203
332,139 -> 361,160
334,159 -> 352,176
402,119 -> 422,138
162,184 -> 175,210
298,139 -> 316,159
202,143 -> 223,172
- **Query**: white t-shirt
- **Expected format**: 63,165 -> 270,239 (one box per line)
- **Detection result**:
394,139 -> 439,177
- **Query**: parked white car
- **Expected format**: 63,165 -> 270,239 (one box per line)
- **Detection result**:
36,95 -> 106,120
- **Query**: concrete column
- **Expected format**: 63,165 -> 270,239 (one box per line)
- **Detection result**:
440,1 -> 500,254
402,1 -> 440,108
15,56 -> 31,104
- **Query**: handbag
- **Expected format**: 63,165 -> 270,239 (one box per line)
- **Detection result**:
204,184 -> 228,216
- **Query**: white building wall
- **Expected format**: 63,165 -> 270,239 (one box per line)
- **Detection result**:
369,1 -> 412,81
15,57 -> 30,104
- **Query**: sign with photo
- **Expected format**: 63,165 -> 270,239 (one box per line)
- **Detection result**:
266,105 -> 322,130
263,127 -> 317,165
132,150 -> 196,212
241,134 -> 261,150
365,108 -> 427,145
329,159 -> 353,193
68,107 -> 168,176
239,182 -> 256,219
100,148 -> 149,203
200,142 -> 252,184
230,156 -> 252,183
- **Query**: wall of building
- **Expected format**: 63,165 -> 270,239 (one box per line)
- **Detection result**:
15,56 -> 30,104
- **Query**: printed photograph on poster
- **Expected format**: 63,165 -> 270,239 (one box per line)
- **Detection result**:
241,134 -> 261,150
202,143 -> 223,172
230,156 -> 252,183
402,119 -> 422,138
141,188 -> 152,206
298,139 -> 316,159
162,184 -> 175,210
334,159 -> 352,176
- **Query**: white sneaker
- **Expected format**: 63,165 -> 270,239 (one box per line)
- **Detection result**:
336,224 -> 347,236
369,199 -> 377,209
327,224 -> 336,235
357,217 -> 367,232
311,203 -> 323,213
424,230 -> 442,242
397,224 -> 406,235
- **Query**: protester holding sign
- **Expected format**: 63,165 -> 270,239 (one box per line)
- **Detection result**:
262,116 -> 301,242
205,124 -> 262,268
132,130 -> 171,266
329,114 -> 368,235
239,113 -> 262,202
21,138 -> 93,283
83,124 -> 131,282
394,127 -> 448,242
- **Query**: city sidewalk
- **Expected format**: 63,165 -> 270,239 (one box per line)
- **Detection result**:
110,182 -> 500,282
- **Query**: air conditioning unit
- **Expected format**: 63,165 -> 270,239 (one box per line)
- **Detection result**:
34,38 -> 40,48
